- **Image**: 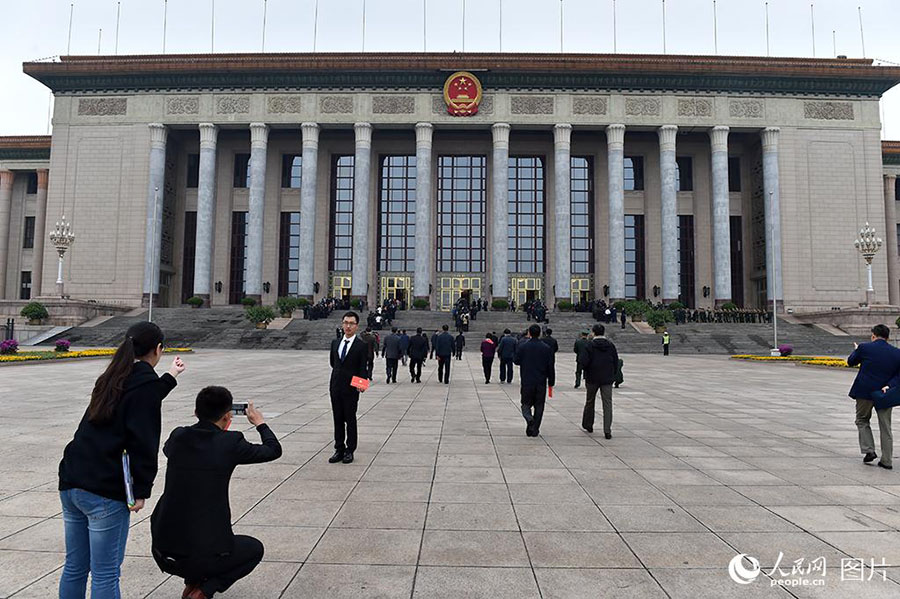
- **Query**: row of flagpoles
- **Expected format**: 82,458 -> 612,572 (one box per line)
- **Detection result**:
66,0 -> 870,59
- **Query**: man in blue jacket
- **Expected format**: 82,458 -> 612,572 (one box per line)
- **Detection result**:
434,325 -> 455,384
514,324 -> 556,437
847,324 -> 900,470
497,329 -> 517,384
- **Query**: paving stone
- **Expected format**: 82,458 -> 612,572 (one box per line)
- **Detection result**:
413,566 -> 540,598
535,568 -> 667,599
523,531 -> 642,568
332,501 -> 427,529
283,564 -> 415,598
307,528 -> 423,565
419,531 -> 530,567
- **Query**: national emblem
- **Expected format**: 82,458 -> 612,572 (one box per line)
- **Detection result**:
444,71 -> 483,116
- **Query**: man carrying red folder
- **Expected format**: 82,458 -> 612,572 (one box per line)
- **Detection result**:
329,311 -> 370,464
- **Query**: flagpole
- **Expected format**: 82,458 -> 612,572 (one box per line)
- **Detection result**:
211,0 -> 215,53
662,0 -> 667,54
97,28 -> 102,54
713,0 -> 718,54
612,0 -> 617,53
163,0 -> 167,53
559,0 -> 563,53
313,0 -> 319,52
499,0 -> 502,51
832,29 -> 836,57
362,0 -> 367,52
765,1 -> 770,57
858,6 -> 866,57
810,3 -> 815,57
67,3 -> 74,54
262,0 -> 268,52
115,2 -> 121,55
462,0 -> 466,52
423,0 -> 427,52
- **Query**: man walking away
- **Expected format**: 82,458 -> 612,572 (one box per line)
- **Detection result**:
573,331 -> 590,388
434,325 -> 455,384
579,323 -> 619,439
514,324 -> 556,437
455,332 -> 466,360
480,334 -> 496,384
382,327 -> 402,384
399,330 -> 410,366
662,330 -> 670,356
327,312 -> 369,464
407,327 -> 429,383
542,328 -> 559,356
497,329 -> 517,384
620,309 -> 627,329
430,329 -> 440,359
848,324 -> 900,470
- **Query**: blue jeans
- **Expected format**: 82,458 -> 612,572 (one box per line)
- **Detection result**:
59,488 -> 131,599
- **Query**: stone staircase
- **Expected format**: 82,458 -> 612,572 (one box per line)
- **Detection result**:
40,306 -> 866,356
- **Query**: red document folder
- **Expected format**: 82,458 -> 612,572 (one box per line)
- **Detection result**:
351,376 -> 370,391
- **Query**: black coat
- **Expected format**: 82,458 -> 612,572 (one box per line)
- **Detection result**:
455,334 -> 466,350
434,332 -> 455,357
330,337 -> 369,399
407,334 -> 429,360
382,333 -> 402,359
579,337 -> 619,386
59,361 -> 177,501
514,338 -> 556,388
497,335 -> 517,360
542,335 -> 559,354
150,421 -> 282,558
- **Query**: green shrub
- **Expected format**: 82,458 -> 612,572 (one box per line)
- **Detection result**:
720,301 -> 738,311
491,299 -> 510,311
613,301 -> 627,311
276,296 -> 298,315
557,300 -> 573,311
240,297 -> 257,307
350,298 -> 361,309
296,298 -> 310,307
245,305 -> 276,325
186,296 -> 204,307
412,298 -> 429,309
646,309 -> 673,329
667,301 -> 685,310
20,302 -> 49,321
622,300 -> 647,318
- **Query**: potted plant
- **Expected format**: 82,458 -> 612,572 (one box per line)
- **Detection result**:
556,300 -> 573,312
245,305 -> 276,329
412,298 -> 429,310
296,298 -> 310,308
20,302 -> 49,325
491,298 -> 510,311
778,344 -> 794,357
624,300 -> 647,322
55,339 -> 71,353
667,301 -> 685,310
0,339 -> 18,355
276,296 -> 298,318
187,296 -> 204,308
721,301 -> 738,311
350,298 -> 361,309
646,310 -> 671,333
240,297 -> 257,308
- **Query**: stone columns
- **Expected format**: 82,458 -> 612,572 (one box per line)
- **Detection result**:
0,170 -> 12,299
351,122 -> 372,299
245,123 -> 269,302
710,126 -> 732,306
193,123 -> 218,304
762,127 -> 783,308
606,124 -> 626,302
414,122 -> 434,302
553,124 -> 572,304
658,125 -> 679,302
884,174 -> 899,305
491,123 -> 511,301
143,123 -> 167,300
298,122 -> 320,300
31,170 -> 49,297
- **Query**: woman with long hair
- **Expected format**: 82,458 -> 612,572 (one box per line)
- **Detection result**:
58,321 -> 186,598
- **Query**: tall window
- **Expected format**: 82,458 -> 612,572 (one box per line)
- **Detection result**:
279,212 -> 301,296
26,173 -> 38,195
22,216 -> 35,249
181,211 -> 197,304
678,215 -> 695,307
508,156 -> 545,274
330,156 -> 355,272
728,157 -> 742,192
624,215 -> 645,299
675,156 -> 694,192
186,154 -> 200,188
19,272 -> 31,300
233,154 -> 251,188
731,215 -> 744,307
282,154 -> 302,189
378,155 -> 416,272
437,156 -> 486,272
229,212 -> 248,304
570,156 -> 594,275
624,156 -> 644,191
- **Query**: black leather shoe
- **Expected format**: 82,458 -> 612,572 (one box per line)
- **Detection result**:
865,452 -> 878,463
342,452 -> 354,464
583,426 -> 593,433
604,432 -> 612,440
328,451 -> 344,464
878,461 -> 893,470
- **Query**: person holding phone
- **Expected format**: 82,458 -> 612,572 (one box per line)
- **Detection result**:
151,387 -> 281,599
58,322 -> 186,599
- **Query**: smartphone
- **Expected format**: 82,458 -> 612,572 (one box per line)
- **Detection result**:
231,402 -> 249,416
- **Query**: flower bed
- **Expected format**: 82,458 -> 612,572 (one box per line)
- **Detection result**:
731,354 -> 853,368
0,347 -> 192,364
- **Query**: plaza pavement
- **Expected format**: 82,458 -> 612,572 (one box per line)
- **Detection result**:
2,350 -> 900,598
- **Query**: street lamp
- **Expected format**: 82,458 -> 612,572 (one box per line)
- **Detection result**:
854,222 -> 883,307
50,215 -> 75,298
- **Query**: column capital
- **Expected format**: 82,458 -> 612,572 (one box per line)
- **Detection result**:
415,122 -> 434,146
36,169 -> 49,190
0,170 -> 13,188
301,122 -> 320,148
658,125 -> 678,151
709,126 -> 730,152
762,127 -> 780,152
148,123 -> 167,149
199,123 -> 218,149
606,124 -> 625,149
553,123 -> 572,149
250,123 -> 269,148
885,173 -> 897,183
354,122 -> 373,147
492,122 -> 511,148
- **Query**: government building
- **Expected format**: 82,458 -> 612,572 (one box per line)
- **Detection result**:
1,52 -> 899,312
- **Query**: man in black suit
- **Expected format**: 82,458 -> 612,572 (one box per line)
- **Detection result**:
407,327 -> 429,383
329,311 -> 369,464
514,324 -> 556,437
434,324 -> 455,384
150,387 -> 282,599
381,327 -> 402,384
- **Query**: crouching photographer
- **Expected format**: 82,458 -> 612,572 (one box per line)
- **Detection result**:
150,387 -> 282,599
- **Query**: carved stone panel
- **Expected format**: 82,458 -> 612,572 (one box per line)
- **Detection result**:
215,96 -> 250,114
729,99 -> 764,119
432,94 -> 493,115
267,95 -> 304,114
510,96 -> 554,115
624,97 -> 661,117
320,96 -> 354,114
372,96 -> 415,114
77,97 -> 127,116
165,96 -> 199,115
677,98 -> 713,117
803,101 -> 854,120
573,96 -> 608,115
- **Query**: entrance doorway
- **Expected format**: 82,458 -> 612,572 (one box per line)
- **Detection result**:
509,276 -> 543,307
571,277 -> 592,304
438,276 -> 482,311
379,275 -> 411,308
331,274 -> 352,300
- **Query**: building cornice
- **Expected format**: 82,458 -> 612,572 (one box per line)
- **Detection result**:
0,136 -> 52,161
885,141 -> 900,165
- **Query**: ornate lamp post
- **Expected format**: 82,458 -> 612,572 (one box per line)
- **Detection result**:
855,222 -> 883,307
50,215 -> 75,298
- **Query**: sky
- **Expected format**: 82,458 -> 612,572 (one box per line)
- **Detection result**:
1,0 -> 898,138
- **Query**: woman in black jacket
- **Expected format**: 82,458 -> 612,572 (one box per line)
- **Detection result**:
58,321 -> 186,599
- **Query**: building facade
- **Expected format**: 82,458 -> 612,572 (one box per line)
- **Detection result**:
1,53 -> 899,311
